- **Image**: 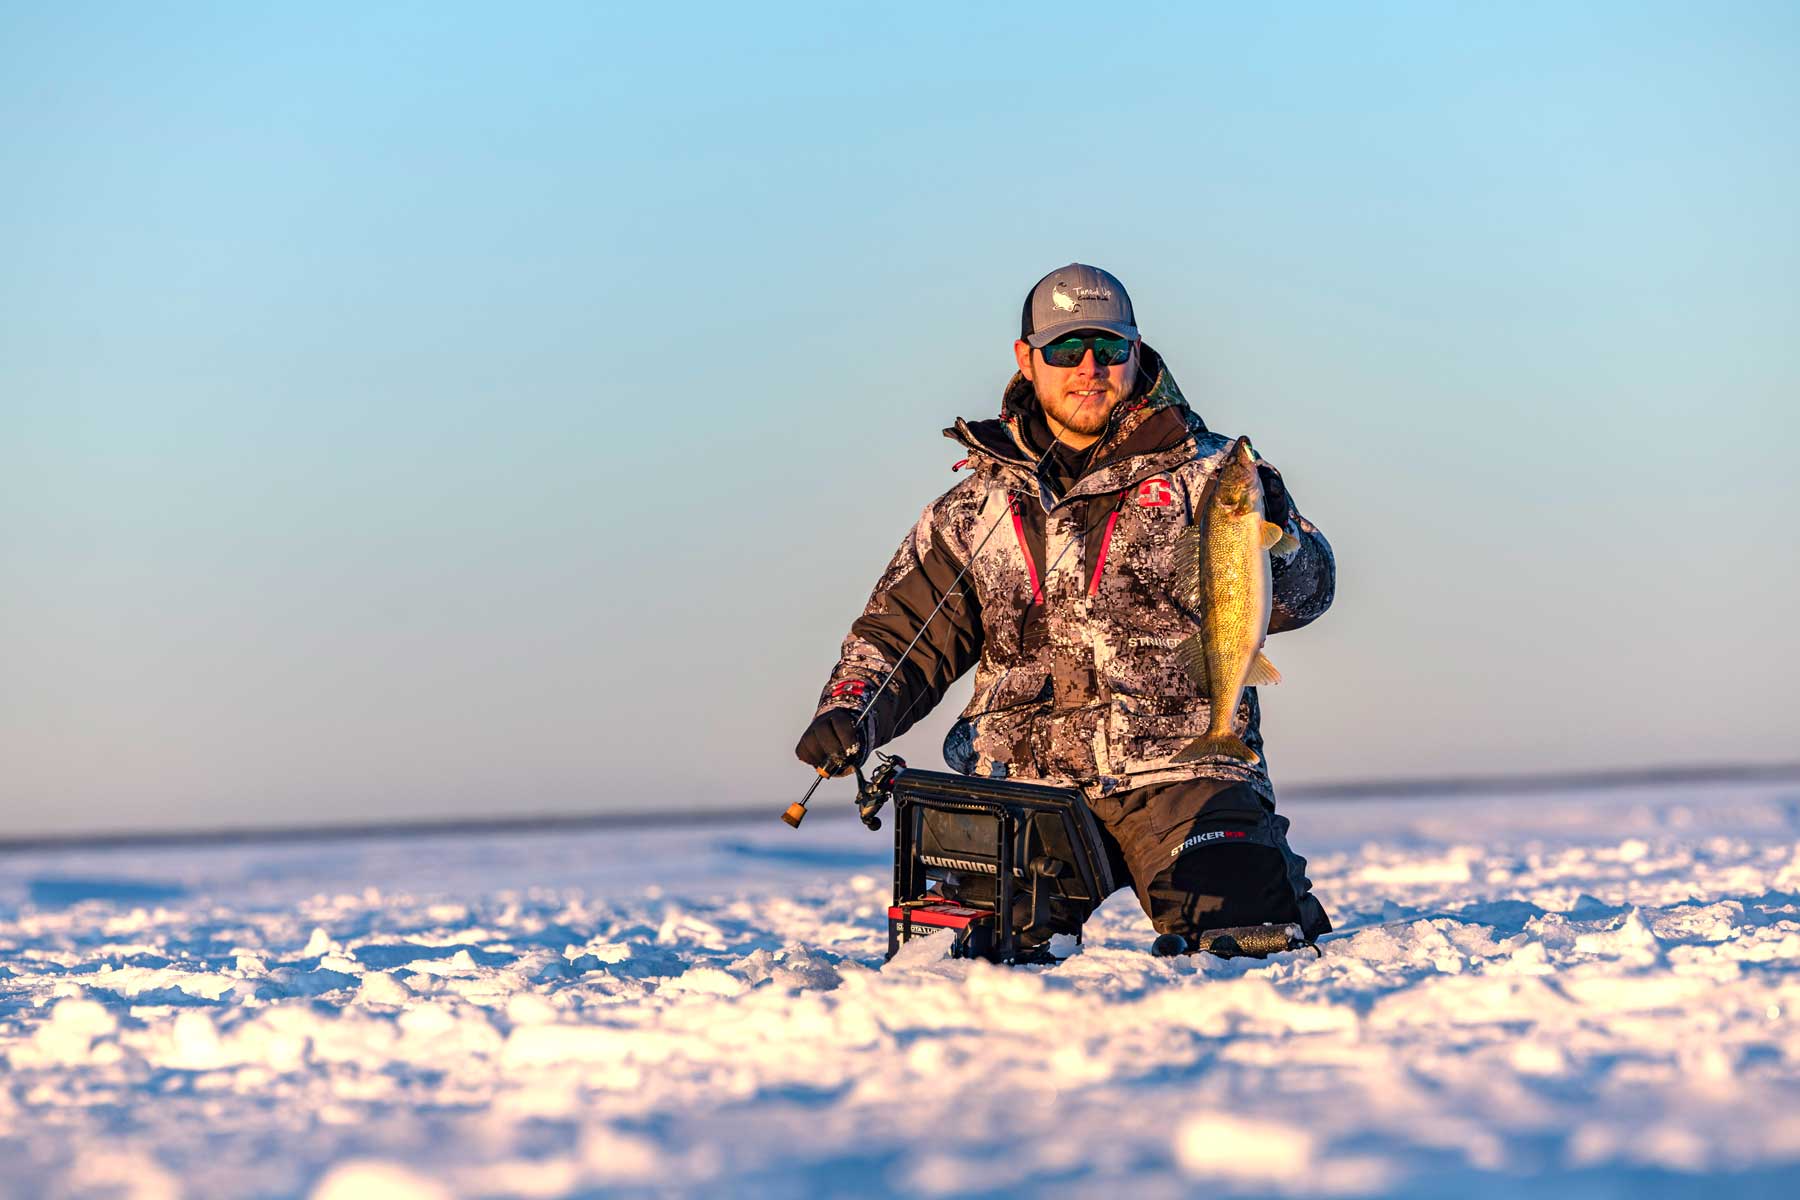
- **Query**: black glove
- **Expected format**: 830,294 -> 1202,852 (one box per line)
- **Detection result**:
1256,464 -> 1294,531
795,709 -> 868,776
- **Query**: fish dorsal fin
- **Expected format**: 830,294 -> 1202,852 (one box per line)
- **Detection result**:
1244,650 -> 1282,686
1259,521 -> 1286,552
1176,632 -> 1208,690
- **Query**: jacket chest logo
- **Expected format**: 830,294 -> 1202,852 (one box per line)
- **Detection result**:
1136,478 -> 1173,508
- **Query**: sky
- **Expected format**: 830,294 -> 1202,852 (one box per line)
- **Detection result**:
2,2 -> 1796,837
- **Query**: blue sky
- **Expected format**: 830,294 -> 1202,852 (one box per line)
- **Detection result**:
3,2 -> 1796,834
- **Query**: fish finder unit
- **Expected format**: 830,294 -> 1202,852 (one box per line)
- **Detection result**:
851,756 -> 1316,965
853,757 -> 1117,965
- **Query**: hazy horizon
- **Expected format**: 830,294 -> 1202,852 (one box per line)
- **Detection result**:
4,3 -> 1797,836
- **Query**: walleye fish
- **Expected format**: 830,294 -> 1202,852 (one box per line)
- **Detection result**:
1171,436 -> 1299,764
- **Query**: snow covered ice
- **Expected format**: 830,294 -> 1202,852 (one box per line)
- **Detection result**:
5,779 -> 1800,1198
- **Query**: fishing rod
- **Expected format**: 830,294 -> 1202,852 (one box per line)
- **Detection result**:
781,401 -> 1109,829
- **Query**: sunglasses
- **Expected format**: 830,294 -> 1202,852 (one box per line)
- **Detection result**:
1039,333 -> 1135,369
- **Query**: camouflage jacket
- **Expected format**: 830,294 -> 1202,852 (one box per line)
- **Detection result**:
813,345 -> 1335,809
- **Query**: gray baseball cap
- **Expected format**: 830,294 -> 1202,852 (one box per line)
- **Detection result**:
1020,263 -> 1139,347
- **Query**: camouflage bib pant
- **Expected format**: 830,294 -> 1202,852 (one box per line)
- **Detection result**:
1090,778 -> 1332,942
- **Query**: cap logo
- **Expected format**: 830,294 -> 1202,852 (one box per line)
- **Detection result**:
1049,282 -> 1115,315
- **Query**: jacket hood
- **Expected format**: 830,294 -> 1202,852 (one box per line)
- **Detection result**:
946,342 -> 1208,501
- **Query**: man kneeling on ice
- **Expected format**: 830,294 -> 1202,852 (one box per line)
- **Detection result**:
795,264 -> 1334,951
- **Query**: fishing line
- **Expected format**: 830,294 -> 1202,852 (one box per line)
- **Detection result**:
845,421 -> 1076,735
784,374 -> 1159,825
893,415 -> 1198,735
1028,421 -> 1191,605
842,392 -> 1137,740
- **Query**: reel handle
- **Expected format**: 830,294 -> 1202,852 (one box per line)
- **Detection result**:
779,743 -> 863,828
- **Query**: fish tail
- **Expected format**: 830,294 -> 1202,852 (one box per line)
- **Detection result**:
1171,735 -> 1261,765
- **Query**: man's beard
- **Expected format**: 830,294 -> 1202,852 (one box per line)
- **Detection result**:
1037,381 -> 1120,437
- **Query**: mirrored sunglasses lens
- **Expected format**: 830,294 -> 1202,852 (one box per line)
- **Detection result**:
1094,337 -> 1131,365
1042,338 -> 1086,367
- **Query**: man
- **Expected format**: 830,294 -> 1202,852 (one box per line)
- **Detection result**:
795,264 -> 1334,947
